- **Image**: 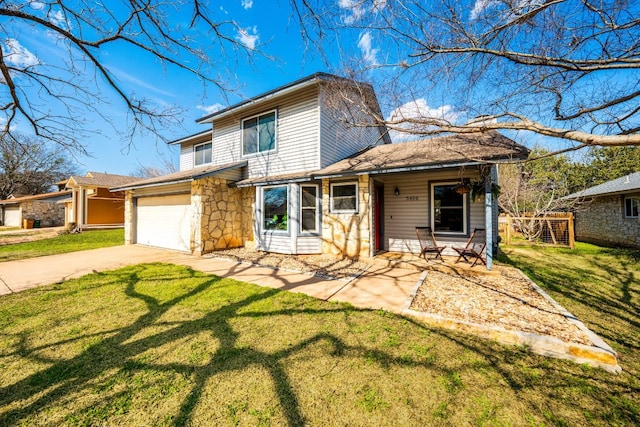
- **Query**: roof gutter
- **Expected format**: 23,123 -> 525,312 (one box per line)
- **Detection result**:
111,178 -> 195,192
314,161 -> 485,180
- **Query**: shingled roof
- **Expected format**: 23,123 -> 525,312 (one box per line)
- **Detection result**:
0,190 -> 71,205
110,161 -> 248,191
565,171 -> 640,199
314,131 -> 529,178
67,172 -> 143,188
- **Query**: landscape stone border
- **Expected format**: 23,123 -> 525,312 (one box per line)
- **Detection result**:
402,270 -> 621,374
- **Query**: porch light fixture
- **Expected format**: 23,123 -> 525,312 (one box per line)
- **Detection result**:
394,187 -> 400,196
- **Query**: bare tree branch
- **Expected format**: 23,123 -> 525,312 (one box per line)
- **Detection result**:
0,1 -> 261,152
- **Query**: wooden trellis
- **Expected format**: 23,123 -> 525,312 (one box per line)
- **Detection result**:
500,213 -> 575,249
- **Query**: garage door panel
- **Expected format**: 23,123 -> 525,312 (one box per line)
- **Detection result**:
136,194 -> 192,252
4,206 -> 21,227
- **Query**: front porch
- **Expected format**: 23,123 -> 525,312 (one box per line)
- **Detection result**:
372,251 -> 500,277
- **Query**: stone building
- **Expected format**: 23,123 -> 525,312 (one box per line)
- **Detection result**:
0,191 -> 70,228
565,171 -> 640,248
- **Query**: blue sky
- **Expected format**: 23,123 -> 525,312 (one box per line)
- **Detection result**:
4,0 -> 630,175
4,1 -> 350,175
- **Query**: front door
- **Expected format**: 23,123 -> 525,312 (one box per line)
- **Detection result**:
374,184 -> 384,251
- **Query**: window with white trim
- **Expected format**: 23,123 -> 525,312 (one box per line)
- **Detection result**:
194,142 -> 212,166
431,182 -> 467,235
625,197 -> 639,218
262,186 -> 288,232
243,111 -> 276,156
330,182 -> 358,213
300,185 -> 319,233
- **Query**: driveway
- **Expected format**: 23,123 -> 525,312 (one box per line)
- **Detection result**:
0,245 -> 423,313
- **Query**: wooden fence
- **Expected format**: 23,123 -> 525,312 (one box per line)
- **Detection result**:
499,213 -> 575,249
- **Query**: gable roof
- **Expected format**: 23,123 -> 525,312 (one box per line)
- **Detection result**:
196,73 -> 366,124
110,161 -> 248,191
0,190 -> 72,205
565,171 -> 640,199
167,129 -> 212,146
234,132 -> 528,187
314,131 -> 529,178
67,172 -> 142,188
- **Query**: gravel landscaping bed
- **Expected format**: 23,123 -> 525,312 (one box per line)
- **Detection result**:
410,266 -> 593,346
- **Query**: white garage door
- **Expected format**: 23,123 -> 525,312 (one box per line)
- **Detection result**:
136,194 -> 192,252
3,206 -> 21,227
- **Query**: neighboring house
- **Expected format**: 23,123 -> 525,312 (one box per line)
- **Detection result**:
0,191 -> 71,228
62,172 -> 142,230
112,73 -> 528,268
565,171 -> 640,248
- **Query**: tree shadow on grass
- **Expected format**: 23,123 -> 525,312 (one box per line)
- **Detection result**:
1,261 -> 639,426
0,263 -> 456,426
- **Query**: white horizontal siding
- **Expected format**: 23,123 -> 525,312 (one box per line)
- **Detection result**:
319,86 -> 385,167
215,168 -> 243,182
132,182 -> 192,197
296,236 -> 322,254
376,169 -> 485,255
179,144 -> 194,171
258,234 -> 293,254
209,86 -> 320,179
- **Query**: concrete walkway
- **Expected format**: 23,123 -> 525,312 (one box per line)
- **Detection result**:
0,245 -> 423,313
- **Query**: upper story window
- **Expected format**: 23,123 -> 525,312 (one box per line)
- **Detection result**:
625,197 -> 639,218
431,182 -> 467,235
243,110 -> 277,156
330,182 -> 358,213
194,142 -> 212,166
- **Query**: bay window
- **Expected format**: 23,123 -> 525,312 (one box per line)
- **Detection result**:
263,186 -> 288,231
301,185 -> 319,232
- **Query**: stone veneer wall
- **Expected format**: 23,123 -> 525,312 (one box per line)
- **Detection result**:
240,186 -> 255,249
575,194 -> 640,248
192,177 -> 254,254
124,191 -> 134,245
321,174 -> 371,259
21,201 -> 65,227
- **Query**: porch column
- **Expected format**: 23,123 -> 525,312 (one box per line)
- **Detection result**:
77,187 -> 85,230
484,166 -> 497,270
71,188 -> 77,227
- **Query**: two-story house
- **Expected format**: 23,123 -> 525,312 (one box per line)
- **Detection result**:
113,73 -> 528,268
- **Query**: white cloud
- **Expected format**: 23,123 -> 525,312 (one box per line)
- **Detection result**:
4,39 -> 39,67
197,103 -> 225,116
470,0 -> 500,20
241,0 -> 253,9
339,0 -> 367,24
357,32 -> 378,67
236,26 -> 259,50
29,1 -> 45,10
49,10 -> 68,28
109,65 -> 176,98
386,98 -> 460,142
372,0 -> 388,11
470,0 -> 544,21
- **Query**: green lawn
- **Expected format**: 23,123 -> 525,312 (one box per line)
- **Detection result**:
0,244 -> 638,426
0,229 -> 123,262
